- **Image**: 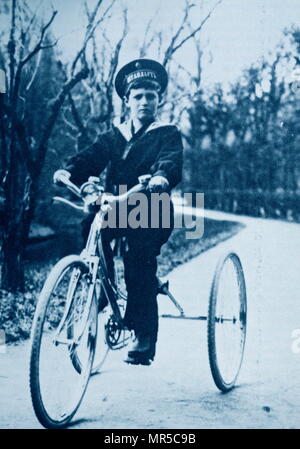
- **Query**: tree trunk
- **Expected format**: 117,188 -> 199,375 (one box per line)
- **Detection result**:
0,133 -> 34,291
1,226 -> 25,290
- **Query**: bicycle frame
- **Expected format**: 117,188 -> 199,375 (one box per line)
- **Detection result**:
80,206 -> 125,327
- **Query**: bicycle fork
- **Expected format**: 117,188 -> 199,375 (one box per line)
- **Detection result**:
53,257 -> 100,347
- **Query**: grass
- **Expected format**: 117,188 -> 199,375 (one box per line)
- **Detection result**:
0,217 -> 244,343
158,217 -> 244,277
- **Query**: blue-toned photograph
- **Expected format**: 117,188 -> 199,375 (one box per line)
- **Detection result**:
0,0 -> 300,431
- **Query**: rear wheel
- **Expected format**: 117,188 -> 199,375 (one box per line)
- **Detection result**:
207,252 -> 247,392
30,256 -> 97,428
112,237 -> 127,301
109,241 -> 132,349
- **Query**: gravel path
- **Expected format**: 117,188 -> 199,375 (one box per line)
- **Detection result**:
1,209 -> 300,429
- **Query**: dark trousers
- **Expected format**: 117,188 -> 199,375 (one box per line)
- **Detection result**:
82,199 -> 174,356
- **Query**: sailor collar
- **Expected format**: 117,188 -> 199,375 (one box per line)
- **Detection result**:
115,120 -> 172,142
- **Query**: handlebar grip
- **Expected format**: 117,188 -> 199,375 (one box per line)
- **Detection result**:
54,170 -> 81,197
138,174 -> 152,185
88,176 -> 101,183
53,169 -> 71,185
57,174 -> 70,185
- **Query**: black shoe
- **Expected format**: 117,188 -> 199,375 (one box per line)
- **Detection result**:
124,351 -> 153,366
124,332 -> 156,365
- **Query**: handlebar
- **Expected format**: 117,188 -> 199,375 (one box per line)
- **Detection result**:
52,172 -> 152,213
52,196 -> 85,211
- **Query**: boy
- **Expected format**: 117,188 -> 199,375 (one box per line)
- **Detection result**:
54,59 -> 183,365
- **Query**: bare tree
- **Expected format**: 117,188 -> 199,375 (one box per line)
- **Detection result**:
162,0 -> 222,67
139,12 -> 159,58
0,0 -> 111,290
135,0 -> 221,127
66,5 -> 128,149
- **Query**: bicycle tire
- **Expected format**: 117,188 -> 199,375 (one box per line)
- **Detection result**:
90,306 -> 110,375
207,252 -> 247,392
68,280 -> 110,376
29,255 -> 97,428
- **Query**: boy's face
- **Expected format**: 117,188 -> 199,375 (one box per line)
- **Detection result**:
125,87 -> 160,123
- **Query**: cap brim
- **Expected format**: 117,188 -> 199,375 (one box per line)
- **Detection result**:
115,58 -> 168,98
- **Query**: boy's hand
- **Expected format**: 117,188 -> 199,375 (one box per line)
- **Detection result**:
53,169 -> 71,186
148,175 -> 169,193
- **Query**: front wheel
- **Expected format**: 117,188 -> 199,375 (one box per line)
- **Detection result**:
207,252 -> 247,392
29,255 -> 97,428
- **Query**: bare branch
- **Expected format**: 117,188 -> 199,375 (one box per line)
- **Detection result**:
170,90 -> 192,104
85,0 -> 104,31
186,15 -> 203,87
61,108 -> 78,132
163,0 -> 222,66
39,40 -> 58,50
81,79 -> 94,97
163,0 -> 193,66
172,59 -> 194,80
20,10 -> 57,67
64,130 -> 77,143
68,93 -> 91,142
101,28 -> 114,53
172,0 -> 222,55
83,0 -> 93,22
9,8 -> 58,108
71,0 -> 116,76
106,8 -> 128,89
139,10 -> 159,58
157,32 -> 163,59
91,34 -> 101,74
23,0 -> 44,38
37,65 -> 89,166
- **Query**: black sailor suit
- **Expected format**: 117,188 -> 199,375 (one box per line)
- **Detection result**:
65,120 -> 183,354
